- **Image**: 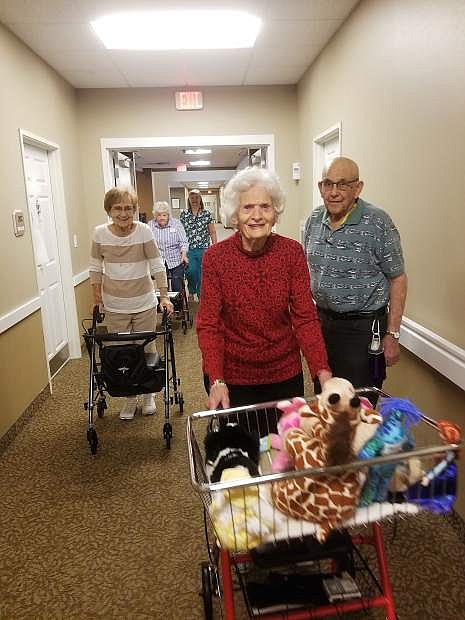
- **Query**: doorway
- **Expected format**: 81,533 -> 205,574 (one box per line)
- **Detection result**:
100,134 -> 275,193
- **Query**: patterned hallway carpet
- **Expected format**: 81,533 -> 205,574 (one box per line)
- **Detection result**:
0,305 -> 464,619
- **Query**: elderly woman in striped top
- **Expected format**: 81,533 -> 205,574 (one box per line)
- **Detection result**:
148,201 -> 189,293
90,186 -> 173,420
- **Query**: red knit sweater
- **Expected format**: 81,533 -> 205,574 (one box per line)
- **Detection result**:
196,232 -> 330,385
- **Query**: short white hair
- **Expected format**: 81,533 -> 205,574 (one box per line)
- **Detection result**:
220,167 -> 285,228
153,201 -> 171,216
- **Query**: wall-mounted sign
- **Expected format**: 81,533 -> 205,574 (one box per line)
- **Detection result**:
175,91 -> 203,110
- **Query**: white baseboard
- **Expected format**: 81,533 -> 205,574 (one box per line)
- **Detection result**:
73,269 -> 89,286
400,317 -> 465,391
0,296 -> 41,334
0,270 -> 89,335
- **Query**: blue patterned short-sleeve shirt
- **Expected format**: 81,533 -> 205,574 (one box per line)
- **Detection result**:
304,198 -> 405,313
180,209 -> 213,249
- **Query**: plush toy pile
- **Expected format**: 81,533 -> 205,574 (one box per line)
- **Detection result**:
203,381 -> 461,550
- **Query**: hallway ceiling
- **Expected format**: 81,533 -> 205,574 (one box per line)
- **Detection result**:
0,0 -> 359,88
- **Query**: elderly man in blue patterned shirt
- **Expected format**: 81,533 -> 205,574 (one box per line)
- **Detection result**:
304,157 -> 407,401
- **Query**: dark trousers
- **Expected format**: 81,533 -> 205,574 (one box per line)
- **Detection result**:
315,312 -> 387,406
203,372 -> 304,437
166,263 -> 184,293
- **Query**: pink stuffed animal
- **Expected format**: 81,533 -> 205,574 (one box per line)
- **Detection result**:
271,397 -> 311,472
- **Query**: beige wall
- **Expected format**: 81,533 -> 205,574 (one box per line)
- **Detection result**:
0,312 -> 48,438
0,24 -> 87,434
297,0 -> 465,350
76,85 -> 300,239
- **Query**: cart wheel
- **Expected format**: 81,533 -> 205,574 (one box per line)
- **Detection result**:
201,562 -> 214,620
87,428 -> 98,455
178,393 -> 184,414
163,422 -> 172,449
182,320 -> 187,335
97,398 -> 107,418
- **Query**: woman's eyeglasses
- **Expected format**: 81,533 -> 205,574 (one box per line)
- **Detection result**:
111,205 -> 135,213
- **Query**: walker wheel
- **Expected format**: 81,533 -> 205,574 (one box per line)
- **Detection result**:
163,422 -> 172,449
201,562 -> 214,620
87,428 -> 98,455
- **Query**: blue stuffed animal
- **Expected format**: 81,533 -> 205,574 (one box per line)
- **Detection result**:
357,398 -> 422,506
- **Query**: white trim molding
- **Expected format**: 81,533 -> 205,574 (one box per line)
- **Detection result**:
0,296 -> 41,335
100,134 -> 276,192
401,317 -> 465,391
73,269 -> 89,286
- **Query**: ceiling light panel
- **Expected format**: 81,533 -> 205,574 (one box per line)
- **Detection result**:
184,148 -> 212,155
91,11 -> 261,50
189,160 -> 211,167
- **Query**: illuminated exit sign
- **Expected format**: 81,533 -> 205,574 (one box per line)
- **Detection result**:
175,91 -> 203,110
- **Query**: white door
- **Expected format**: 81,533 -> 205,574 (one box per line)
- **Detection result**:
312,123 -> 342,209
24,143 -> 69,375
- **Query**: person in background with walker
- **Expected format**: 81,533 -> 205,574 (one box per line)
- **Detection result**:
149,201 -> 189,293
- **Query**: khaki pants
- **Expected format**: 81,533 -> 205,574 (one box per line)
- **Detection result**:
104,307 -> 157,352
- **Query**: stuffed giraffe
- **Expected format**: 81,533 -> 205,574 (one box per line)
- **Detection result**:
271,378 -> 380,543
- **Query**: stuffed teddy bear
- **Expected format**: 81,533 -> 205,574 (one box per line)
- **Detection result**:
271,377 -> 369,543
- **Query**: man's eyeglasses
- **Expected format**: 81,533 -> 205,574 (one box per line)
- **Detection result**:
320,178 -> 359,192
111,205 -> 135,213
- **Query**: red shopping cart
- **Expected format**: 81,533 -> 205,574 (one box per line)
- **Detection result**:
187,388 -> 460,619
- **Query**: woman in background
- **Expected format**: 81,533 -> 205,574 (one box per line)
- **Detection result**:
149,201 -> 189,293
90,186 -> 173,420
180,189 -> 217,301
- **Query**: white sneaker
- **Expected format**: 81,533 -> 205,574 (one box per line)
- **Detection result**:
193,293 -> 199,302
119,397 -> 137,420
141,393 -> 156,416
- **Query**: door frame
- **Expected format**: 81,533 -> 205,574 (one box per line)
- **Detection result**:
19,129 -> 81,383
312,122 -> 342,209
100,134 -> 275,192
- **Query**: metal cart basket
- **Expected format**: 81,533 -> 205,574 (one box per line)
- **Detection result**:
187,389 -> 460,619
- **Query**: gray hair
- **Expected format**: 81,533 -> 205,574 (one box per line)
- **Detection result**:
153,201 -> 171,216
220,167 -> 285,228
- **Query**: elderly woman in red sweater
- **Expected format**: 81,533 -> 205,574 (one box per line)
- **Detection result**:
196,167 -> 332,431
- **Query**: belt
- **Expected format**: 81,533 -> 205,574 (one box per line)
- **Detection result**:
317,306 -> 387,321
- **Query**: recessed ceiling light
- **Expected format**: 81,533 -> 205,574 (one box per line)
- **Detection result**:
91,11 -> 261,50
189,160 -> 211,167
184,148 -> 212,155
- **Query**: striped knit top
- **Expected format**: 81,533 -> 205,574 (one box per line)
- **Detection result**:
89,222 -> 167,314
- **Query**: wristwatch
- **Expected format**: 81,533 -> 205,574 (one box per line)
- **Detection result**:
386,330 -> 400,340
